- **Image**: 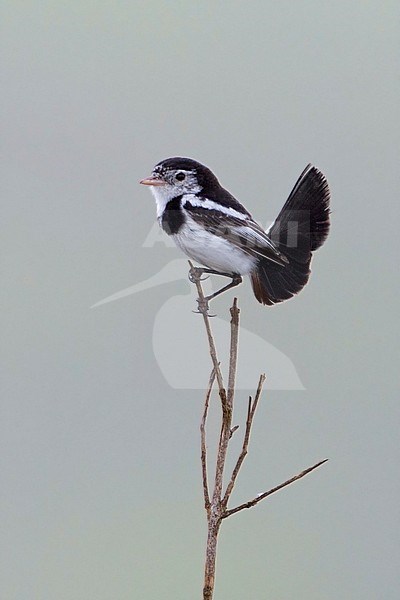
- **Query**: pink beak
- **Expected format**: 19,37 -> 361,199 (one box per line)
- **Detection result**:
139,176 -> 167,186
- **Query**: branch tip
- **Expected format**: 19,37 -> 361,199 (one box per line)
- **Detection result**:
223,458 -> 329,519
229,425 -> 240,439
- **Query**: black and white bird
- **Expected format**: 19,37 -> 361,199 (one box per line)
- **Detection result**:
140,157 -> 330,307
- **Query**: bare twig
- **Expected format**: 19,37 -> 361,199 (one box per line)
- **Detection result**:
188,261 -> 226,404
211,299 -> 239,501
203,294 -> 240,600
227,298 -> 240,407
190,266 -> 328,600
222,374 -> 266,507
223,459 -> 328,519
189,261 -> 234,600
201,369 -> 215,512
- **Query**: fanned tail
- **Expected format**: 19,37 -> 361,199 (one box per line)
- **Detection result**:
251,165 -> 330,305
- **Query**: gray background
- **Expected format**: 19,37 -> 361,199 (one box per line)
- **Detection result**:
2,2 -> 399,599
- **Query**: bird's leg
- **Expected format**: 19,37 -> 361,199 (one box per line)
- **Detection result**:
188,265 -> 242,314
188,267 -> 232,283
204,274 -> 243,304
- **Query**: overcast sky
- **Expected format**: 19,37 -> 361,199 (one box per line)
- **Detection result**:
2,2 -> 399,599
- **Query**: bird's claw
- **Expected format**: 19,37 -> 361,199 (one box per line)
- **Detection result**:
192,309 -> 217,317
192,296 -> 216,317
188,267 -> 207,283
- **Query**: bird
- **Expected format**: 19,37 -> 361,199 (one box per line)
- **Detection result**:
140,157 -> 330,309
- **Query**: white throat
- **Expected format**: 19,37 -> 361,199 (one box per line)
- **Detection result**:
150,185 -> 181,218
150,180 -> 202,218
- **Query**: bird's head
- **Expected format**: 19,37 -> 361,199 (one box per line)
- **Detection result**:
140,157 -> 220,206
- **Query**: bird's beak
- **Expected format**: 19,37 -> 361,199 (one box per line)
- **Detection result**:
139,176 -> 167,186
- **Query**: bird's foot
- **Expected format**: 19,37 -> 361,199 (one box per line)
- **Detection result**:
188,267 -> 209,283
192,296 -> 216,317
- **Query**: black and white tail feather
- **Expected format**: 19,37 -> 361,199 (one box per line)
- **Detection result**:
251,164 -> 330,305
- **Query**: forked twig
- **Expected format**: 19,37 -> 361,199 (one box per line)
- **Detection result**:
188,263 -> 328,600
222,373 -> 266,508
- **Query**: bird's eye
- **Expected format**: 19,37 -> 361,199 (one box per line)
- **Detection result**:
175,172 -> 186,182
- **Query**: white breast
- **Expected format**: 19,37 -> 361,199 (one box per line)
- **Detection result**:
173,220 -> 256,275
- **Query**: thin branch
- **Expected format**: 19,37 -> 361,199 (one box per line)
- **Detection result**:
190,264 -> 329,600
201,369 -> 216,512
222,374 -> 266,507
227,298 -> 240,408
223,459 -> 328,519
188,261 -> 226,405
211,297 -> 239,503
191,272 -> 241,600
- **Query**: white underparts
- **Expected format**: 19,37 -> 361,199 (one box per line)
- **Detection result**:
173,221 -> 256,275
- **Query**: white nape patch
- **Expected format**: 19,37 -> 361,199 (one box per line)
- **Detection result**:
183,195 -> 249,221
173,220 -> 256,275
